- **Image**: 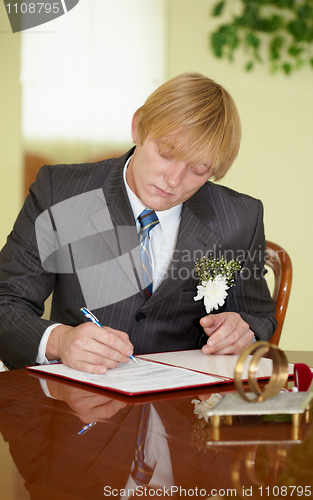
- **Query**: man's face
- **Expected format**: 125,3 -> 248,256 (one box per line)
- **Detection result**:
126,126 -> 213,212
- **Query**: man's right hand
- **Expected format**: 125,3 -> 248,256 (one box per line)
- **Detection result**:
46,322 -> 134,374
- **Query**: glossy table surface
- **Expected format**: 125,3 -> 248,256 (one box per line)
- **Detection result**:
0,351 -> 312,500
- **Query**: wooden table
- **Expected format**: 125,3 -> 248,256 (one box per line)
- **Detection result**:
0,352 -> 312,500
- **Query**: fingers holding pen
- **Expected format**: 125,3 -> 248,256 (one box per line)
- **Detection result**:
47,322 -> 134,374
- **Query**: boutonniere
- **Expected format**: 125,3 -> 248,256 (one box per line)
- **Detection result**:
191,394 -> 224,451
192,394 -> 223,421
193,255 -> 241,313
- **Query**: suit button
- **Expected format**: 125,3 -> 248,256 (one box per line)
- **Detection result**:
135,312 -> 146,322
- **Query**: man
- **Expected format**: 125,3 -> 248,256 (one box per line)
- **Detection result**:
0,73 -> 276,372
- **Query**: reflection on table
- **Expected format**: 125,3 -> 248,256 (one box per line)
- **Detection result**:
0,353 -> 312,500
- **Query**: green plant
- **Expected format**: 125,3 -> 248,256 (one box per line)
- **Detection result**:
210,0 -> 313,74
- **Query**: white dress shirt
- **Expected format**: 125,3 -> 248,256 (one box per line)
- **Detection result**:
121,404 -> 175,499
123,157 -> 182,292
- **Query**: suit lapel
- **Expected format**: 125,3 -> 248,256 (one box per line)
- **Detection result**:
100,148 -> 136,228
88,149 -> 145,298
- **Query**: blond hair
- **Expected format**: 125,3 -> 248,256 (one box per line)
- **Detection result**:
134,73 -> 241,180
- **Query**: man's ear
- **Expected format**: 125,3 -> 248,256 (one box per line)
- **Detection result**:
131,111 -> 139,144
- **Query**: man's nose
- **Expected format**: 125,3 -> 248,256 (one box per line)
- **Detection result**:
164,162 -> 187,187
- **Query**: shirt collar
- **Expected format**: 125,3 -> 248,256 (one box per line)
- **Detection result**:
123,156 -> 182,238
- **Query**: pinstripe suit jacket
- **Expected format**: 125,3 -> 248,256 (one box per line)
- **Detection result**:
0,148 -> 276,369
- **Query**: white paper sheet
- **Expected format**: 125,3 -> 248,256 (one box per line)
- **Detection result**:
139,350 -> 294,380
28,358 -> 228,395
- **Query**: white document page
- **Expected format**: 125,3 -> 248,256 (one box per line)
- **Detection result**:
28,358 -> 228,395
139,350 -> 294,381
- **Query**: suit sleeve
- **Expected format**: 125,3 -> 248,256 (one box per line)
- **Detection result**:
224,200 -> 277,341
0,165 -> 57,369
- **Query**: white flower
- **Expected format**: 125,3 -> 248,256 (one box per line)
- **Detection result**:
192,394 -> 223,421
193,274 -> 229,313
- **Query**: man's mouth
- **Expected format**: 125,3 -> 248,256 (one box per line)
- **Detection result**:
154,186 -> 173,198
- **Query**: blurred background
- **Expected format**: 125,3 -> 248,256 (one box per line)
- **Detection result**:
1,0 -> 313,351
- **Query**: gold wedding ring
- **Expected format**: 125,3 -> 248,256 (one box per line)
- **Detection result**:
234,341 -> 289,402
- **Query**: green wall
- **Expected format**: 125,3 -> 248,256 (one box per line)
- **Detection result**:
168,0 -> 313,351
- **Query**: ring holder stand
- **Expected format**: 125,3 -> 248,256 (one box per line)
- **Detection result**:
205,342 -> 313,430
206,390 -> 313,429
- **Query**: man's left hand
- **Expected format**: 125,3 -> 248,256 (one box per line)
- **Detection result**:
200,312 -> 254,355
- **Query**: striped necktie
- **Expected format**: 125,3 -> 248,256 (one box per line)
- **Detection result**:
138,209 -> 159,297
131,404 -> 154,486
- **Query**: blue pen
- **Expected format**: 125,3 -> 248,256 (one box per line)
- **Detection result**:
78,421 -> 97,436
80,307 -> 141,365
77,307 -> 140,436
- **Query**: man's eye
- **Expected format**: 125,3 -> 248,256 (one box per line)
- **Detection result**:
160,151 -> 172,160
191,165 -> 208,175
